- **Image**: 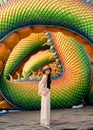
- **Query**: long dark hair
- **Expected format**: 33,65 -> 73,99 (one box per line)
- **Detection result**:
47,73 -> 51,89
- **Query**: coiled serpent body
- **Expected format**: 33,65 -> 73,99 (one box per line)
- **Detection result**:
0,0 -> 93,110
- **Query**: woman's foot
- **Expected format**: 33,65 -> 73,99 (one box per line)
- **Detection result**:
41,123 -> 50,128
44,124 -> 50,129
41,123 -> 45,127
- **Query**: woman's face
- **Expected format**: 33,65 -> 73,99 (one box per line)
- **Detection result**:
45,69 -> 51,75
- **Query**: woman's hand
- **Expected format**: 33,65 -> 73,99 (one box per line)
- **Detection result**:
42,90 -> 48,96
41,88 -> 50,96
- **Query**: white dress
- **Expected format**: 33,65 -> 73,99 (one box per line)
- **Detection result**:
38,74 -> 50,126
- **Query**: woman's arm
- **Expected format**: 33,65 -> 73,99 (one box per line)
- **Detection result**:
40,75 -> 47,87
38,75 -> 47,96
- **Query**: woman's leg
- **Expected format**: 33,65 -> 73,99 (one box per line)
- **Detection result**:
44,91 -> 50,126
40,95 -> 46,125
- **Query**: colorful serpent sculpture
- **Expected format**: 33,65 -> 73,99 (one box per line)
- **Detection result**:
0,0 -> 93,110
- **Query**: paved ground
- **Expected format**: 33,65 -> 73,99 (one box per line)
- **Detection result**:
0,106 -> 93,130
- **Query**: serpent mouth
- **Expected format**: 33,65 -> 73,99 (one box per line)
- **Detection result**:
0,26 -> 93,82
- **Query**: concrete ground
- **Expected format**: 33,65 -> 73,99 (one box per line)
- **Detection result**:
0,106 -> 93,130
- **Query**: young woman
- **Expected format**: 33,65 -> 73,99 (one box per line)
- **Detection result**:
38,65 -> 51,129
